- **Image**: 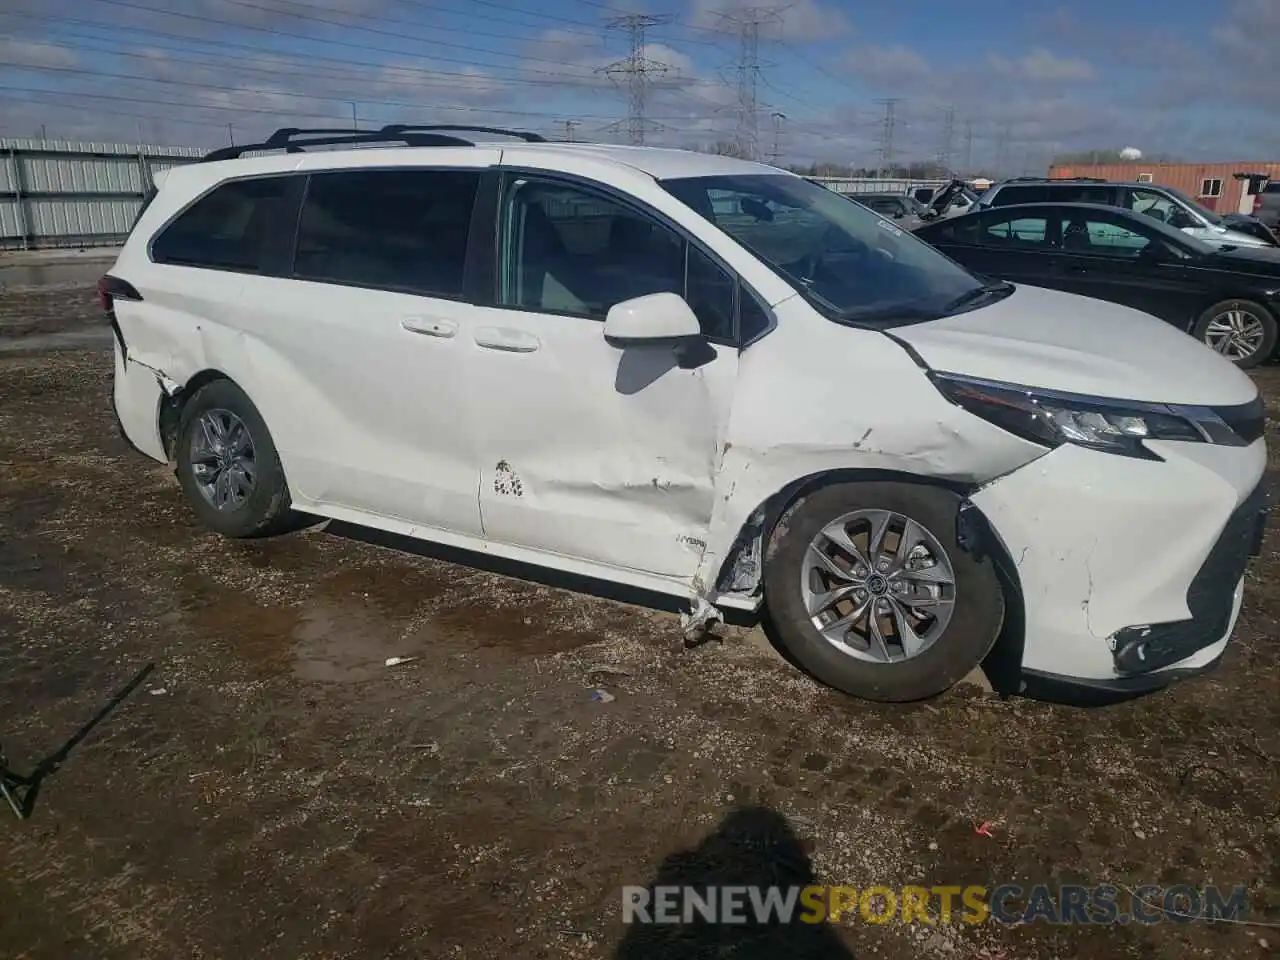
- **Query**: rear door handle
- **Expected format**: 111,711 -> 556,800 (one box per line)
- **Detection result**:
401,316 -> 457,338
474,327 -> 540,353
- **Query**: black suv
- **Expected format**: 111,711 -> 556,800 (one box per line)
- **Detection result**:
975,177 -> 1278,249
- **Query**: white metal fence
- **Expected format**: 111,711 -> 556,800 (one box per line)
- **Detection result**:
0,138 -> 956,251
807,177 -> 950,198
0,139 -> 205,251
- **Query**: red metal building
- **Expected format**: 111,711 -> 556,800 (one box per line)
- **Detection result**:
1047,161 -> 1280,215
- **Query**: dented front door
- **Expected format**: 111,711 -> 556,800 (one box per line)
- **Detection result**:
468,308 -> 737,580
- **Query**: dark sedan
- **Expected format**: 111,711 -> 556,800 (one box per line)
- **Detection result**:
915,202 -> 1280,368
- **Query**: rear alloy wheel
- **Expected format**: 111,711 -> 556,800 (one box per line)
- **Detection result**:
1193,299 -> 1277,369
763,482 -> 1005,702
175,379 -> 294,538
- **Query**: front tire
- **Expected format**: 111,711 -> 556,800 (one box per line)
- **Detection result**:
174,379 -> 294,538
1192,299 -> 1277,369
763,481 -> 1004,702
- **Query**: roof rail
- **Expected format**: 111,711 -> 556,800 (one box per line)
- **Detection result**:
1003,175 -> 1110,184
201,123 -> 547,162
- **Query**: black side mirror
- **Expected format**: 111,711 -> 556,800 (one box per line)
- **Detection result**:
892,209 -> 904,220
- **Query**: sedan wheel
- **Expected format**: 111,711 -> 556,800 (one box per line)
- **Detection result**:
1193,299 -> 1277,369
1203,309 -> 1267,361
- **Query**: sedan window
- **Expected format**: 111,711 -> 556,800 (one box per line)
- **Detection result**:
982,216 -> 1049,248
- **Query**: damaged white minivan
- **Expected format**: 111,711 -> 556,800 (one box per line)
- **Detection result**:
103,125 -> 1269,704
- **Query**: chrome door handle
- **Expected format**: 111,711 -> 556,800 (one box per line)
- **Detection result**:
401,316 -> 457,337
474,327 -> 540,353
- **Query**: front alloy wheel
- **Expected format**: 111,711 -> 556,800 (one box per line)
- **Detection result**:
762,481 -> 1005,702
801,509 -> 956,664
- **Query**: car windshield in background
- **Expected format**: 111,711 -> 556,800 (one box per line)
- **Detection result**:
662,174 -> 991,325
1162,185 -> 1224,226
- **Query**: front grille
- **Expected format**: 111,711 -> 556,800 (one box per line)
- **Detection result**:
1211,395 -> 1266,445
1112,478 -> 1269,675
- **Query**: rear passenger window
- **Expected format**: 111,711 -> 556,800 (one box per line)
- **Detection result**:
151,176 -> 289,272
293,169 -> 480,297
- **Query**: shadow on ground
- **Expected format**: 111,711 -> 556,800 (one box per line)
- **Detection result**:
614,806 -> 855,959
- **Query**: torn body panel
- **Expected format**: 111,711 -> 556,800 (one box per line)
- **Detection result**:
693,295 -> 1051,611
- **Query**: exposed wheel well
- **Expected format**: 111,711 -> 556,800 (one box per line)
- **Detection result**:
158,368 -> 236,461
715,467 -> 1028,692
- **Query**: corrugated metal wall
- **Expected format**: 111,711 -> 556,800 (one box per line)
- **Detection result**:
810,177 -> 949,196
0,139 -> 205,250
1048,161 -> 1280,214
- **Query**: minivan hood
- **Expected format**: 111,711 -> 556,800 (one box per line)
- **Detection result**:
890,284 -> 1258,406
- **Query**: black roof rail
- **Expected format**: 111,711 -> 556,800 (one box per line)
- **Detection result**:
378,123 -> 546,143
201,123 -> 547,162
1003,175 -> 1111,184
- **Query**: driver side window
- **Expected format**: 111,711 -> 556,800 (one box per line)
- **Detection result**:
497,176 -> 740,342
1126,189 -> 1178,225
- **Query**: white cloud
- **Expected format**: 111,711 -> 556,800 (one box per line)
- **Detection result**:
0,38 -> 81,69
689,0 -> 852,44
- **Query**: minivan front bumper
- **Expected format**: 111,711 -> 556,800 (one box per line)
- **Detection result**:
969,437 -> 1267,698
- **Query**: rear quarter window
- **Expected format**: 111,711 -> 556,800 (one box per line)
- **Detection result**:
151,176 -> 291,272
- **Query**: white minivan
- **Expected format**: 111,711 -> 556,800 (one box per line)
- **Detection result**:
103,125 -> 1269,704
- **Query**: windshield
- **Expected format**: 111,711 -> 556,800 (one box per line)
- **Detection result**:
662,174 -> 992,325
1161,185 -> 1224,226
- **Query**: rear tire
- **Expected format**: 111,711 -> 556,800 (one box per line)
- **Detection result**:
1192,299 -> 1277,369
763,481 -> 1004,703
174,379 -> 294,538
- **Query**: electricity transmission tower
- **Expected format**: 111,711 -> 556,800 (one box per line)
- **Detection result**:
877,98 -> 902,177
963,120 -> 974,174
995,122 -> 1011,176
718,6 -> 783,161
601,13 -> 674,145
936,105 -> 955,170
560,119 -> 581,142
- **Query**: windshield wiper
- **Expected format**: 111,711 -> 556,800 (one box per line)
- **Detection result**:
941,280 -> 1012,315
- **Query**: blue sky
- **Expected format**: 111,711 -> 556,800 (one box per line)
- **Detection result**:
0,0 -> 1275,170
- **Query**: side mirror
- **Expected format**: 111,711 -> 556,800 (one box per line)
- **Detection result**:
892,209 -> 904,220
603,292 -> 703,348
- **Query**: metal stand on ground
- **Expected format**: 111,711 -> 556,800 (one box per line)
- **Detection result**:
1,748 -> 30,820
0,662 -> 155,822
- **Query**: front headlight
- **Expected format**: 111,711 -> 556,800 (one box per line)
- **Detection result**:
931,373 -> 1207,460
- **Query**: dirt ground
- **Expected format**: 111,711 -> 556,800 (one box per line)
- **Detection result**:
1,283 -> 1278,960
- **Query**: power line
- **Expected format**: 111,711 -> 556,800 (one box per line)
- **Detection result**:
0,82 -> 717,127
75,0 -> 594,79
601,13 -> 674,145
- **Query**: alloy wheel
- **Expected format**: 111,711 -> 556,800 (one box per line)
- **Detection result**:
800,509 -> 956,663
1204,308 -> 1267,361
189,408 -> 257,511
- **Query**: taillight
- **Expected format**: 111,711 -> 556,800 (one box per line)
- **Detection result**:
97,275 -> 142,318
96,277 -> 112,314
1254,195 -> 1263,215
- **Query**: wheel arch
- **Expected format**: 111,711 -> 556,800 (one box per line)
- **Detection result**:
158,367 -> 239,461
713,466 -> 1028,692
